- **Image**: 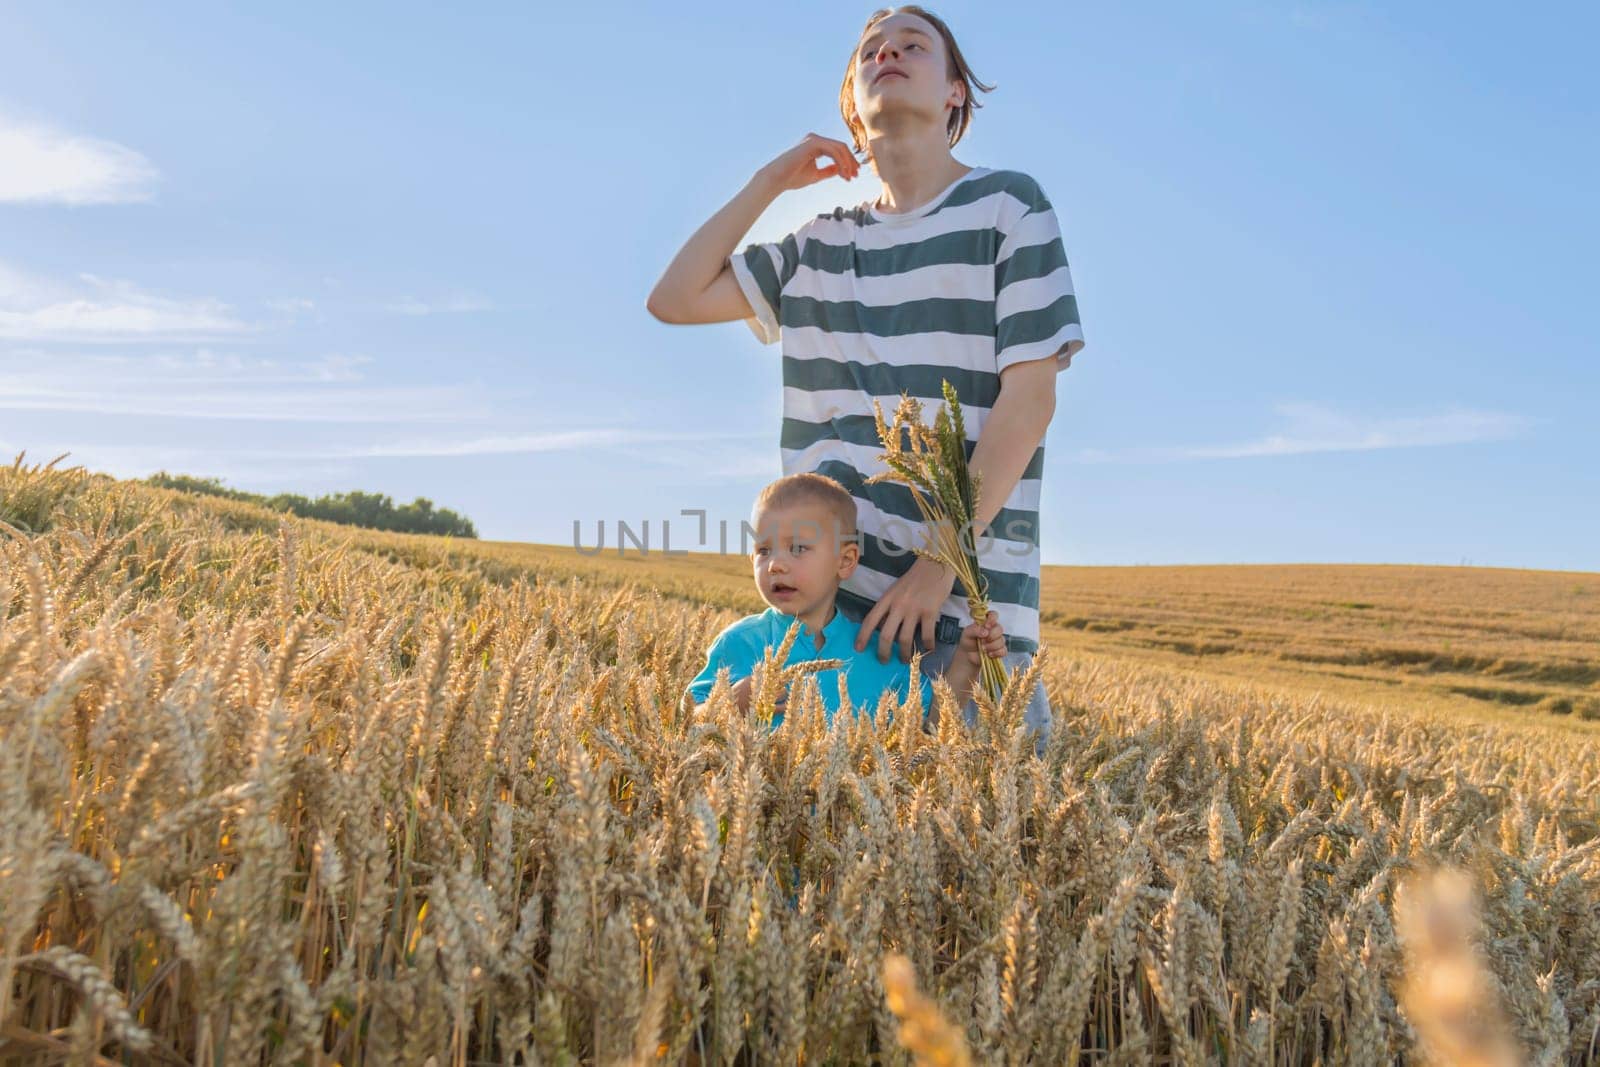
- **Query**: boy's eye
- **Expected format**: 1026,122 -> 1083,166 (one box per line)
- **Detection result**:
792,543 -> 809,554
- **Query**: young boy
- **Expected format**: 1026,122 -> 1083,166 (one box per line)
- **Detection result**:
683,472 -> 1005,728
649,6 -> 1084,749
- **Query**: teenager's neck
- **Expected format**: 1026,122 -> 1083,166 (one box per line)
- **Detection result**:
868,130 -> 971,215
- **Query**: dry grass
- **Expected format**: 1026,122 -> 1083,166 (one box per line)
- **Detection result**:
3,454 -> 1599,1064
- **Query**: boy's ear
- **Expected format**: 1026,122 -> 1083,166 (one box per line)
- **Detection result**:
838,539 -> 861,578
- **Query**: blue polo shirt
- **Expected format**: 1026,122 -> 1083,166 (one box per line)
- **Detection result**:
686,604 -> 937,728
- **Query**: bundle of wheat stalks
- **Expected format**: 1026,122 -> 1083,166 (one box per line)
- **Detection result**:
867,382 -> 1009,707
2,453 -> 1598,1065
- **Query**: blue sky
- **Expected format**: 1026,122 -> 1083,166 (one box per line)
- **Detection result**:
3,2 -> 1595,570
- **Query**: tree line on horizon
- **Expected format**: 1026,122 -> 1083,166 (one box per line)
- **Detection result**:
144,471 -> 478,538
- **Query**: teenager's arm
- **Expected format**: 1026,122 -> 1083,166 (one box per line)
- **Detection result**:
855,351 -> 1059,666
968,359 -> 1059,533
975,171 -> 1086,533
647,173 -> 784,325
646,134 -> 861,325
860,361 -> 1055,665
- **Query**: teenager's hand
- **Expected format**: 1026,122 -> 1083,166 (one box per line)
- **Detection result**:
960,611 -> 1006,668
856,556 -> 958,664
757,133 -> 862,193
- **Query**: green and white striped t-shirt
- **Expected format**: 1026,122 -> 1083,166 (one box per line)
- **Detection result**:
728,166 -> 1085,655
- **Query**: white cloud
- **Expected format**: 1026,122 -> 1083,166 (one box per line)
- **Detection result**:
0,426 -> 776,488
607,440 -> 782,483
0,260 -> 252,342
384,293 -> 493,316
0,438 -> 353,487
0,110 -> 159,205
0,349 -> 780,465
335,428 -> 768,459
0,349 -> 484,422
1073,403 -> 1532,463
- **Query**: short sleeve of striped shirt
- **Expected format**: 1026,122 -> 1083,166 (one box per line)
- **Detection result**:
728,218 -> 820,345
995,178 -> 1086,373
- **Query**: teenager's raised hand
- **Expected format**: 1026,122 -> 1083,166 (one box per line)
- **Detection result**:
758,133 -> 862,193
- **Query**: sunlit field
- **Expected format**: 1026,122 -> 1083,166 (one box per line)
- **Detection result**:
4,455 -> 1597,1064
475,536 -> 1600,730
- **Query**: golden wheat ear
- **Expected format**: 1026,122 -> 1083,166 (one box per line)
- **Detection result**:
883,952 -> 974,1067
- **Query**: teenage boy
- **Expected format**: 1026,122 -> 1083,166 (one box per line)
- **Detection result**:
650,6 -> 1084,747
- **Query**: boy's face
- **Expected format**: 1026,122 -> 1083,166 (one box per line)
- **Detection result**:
751,499 -> 859,617
851,12 -> 962,144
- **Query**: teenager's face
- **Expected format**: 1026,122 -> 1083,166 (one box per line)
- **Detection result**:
851,12 -> 962,145
751,500 -> 858,617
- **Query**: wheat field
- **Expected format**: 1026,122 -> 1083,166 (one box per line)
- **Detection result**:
2,454 -> 1597,1065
